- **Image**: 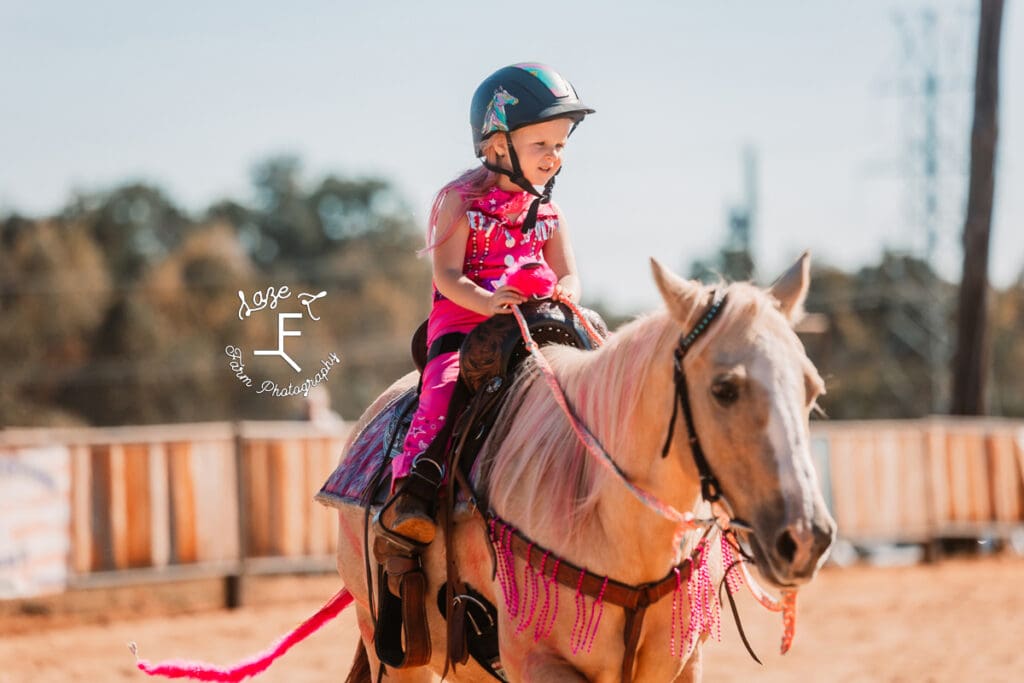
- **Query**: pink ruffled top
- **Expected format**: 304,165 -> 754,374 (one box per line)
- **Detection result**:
426,186 -> 560,343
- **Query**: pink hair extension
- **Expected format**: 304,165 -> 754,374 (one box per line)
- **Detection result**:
423,165 -> 499,253
130,588 -> 354,682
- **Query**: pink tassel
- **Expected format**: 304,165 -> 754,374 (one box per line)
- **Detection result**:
683,542 -> 721,654
721,535 -> 744,596
502,527 -> 520,618
490,521 -> 520,618
568,571 -> 609,655
669,567 -> 685,658
581,577 -> 608,653
570,569 -> 588,654
533,557 -> 560,642
131,588 -> 353,681
515,544 -> 541,636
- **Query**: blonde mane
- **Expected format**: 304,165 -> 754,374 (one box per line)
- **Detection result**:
477,282 -> 780,534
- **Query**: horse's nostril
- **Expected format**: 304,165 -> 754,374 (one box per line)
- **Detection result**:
775,529 -> 798,565
815,520 -> 836,549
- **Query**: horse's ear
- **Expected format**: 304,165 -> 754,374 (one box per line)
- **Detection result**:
650,258 -> 702,319
768,251 -> 811,324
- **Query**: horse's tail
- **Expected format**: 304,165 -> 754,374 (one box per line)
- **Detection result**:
345,638 -> 372,683
131,587 -> 355,682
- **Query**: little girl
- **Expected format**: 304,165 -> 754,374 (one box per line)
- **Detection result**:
381,63 -> 595,544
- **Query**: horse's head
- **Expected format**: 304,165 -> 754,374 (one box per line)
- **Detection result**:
652,254 -> 836,588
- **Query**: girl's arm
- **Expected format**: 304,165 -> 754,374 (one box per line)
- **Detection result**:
542,207 -> 581,302
432,193 -> 525,316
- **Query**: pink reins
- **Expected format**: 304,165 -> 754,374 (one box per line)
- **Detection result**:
131,588 -> 354,681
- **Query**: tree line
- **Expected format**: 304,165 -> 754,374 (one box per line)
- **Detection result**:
1,156 -> 1022,426
0,156 -> 432,425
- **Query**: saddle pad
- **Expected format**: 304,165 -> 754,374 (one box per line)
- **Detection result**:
315,387 -> 417,508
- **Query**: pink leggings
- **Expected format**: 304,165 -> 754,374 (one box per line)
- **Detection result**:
391,351 -> 461,481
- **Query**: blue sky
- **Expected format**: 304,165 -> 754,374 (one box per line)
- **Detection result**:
2,1 -> 1021,311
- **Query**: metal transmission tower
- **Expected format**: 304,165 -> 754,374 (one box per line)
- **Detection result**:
895,9 -> 941,263
723,146 -> 758,281
687,146 -> 758,283
890,7 -> 971,413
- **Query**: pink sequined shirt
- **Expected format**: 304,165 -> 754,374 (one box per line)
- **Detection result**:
426,186 -> 560,345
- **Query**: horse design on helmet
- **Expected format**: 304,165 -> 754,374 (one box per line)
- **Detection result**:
480,87 -> 519,136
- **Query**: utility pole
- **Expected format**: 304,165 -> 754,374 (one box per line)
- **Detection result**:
951,0 -> 1004,415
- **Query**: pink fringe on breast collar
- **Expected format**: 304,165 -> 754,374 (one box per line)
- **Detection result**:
130,588 -> 354,681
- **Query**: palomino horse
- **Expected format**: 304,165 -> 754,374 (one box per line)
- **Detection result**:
331,255 -> 835,682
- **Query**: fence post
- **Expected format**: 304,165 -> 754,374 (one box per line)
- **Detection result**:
225,422 -> 247,609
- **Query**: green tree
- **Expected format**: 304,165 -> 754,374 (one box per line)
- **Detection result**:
63,183 -> 192,283
0,216 -> 111,426
802,253 -> 955,419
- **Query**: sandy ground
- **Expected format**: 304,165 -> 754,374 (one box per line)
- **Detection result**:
2,554 -> 1023,683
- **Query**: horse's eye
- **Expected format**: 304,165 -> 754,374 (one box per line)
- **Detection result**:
711,379 -> 740,406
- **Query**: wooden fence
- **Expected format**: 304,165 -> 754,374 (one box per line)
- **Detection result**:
2,417 -> 1024,598
1,421 -> 349,597
811,418 -> 1024,544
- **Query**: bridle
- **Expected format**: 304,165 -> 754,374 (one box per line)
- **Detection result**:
657,289 -> 758,548
660,289 -> 728,503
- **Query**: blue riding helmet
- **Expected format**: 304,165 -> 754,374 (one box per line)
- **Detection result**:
470,63 -> 595,156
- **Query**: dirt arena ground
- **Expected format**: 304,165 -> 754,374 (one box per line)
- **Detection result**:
2,554 -> 1022,682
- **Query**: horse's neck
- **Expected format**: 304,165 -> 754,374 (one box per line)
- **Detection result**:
507,313 -> 701,583
583,317 -> 699,579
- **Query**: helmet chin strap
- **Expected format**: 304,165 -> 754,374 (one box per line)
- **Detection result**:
481,132 -> 558,234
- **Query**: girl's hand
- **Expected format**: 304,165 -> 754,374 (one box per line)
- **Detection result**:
552,284 -> 577,303
488,286 -> 526,315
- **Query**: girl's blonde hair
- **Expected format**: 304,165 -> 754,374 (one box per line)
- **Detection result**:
422,138 -> 502,255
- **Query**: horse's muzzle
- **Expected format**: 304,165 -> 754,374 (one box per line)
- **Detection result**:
751,510 -> 836,587
772,516 -> 836,581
